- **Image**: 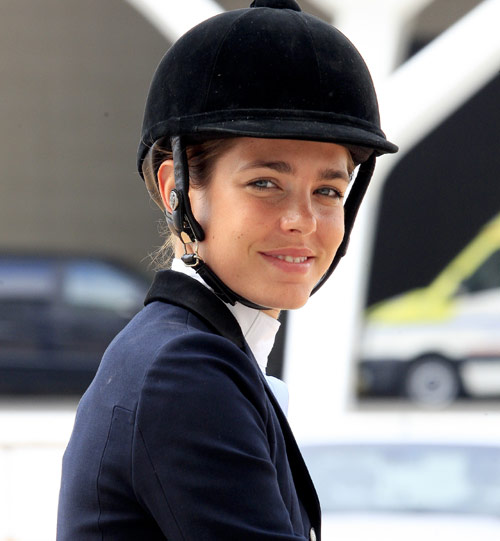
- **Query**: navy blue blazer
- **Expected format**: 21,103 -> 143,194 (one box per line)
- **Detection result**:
57,270 -> 321,540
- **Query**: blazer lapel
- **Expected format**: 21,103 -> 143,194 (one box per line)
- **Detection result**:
259,370 -> 322,538
145,270 -> 321,537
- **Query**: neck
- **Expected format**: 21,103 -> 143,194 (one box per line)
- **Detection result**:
263,308 -> 280,319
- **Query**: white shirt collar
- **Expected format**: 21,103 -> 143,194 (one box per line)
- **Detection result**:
170,259 -> 288,414
170,258 -> 280,374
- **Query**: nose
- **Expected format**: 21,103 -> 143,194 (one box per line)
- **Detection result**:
279,197 -> 317,235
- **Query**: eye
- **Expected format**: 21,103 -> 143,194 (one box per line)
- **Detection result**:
315,186 -> 344,199
250,179 -> 277,190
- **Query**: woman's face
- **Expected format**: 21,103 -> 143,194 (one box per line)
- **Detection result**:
162,137 -> 351,317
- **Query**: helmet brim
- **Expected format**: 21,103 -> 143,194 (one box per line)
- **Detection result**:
194,117 -> 398,161
139,113 -> 398,175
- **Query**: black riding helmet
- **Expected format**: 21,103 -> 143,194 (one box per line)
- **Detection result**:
138,0 -> 398,309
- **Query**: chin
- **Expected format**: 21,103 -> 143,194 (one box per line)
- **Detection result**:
248,289 -> 311,312
274,297 -> 310,311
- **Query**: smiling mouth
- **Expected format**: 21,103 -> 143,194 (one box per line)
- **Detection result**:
272,255 -> 309,263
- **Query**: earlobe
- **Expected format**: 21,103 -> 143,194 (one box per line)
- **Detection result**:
157,160 -> 176,212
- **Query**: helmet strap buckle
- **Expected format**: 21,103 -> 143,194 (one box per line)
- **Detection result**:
181,240 -> 202,268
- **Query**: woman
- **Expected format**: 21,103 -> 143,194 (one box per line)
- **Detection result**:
57,1 -> 397,540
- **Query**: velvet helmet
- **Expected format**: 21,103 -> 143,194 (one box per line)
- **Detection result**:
138,0 -> 398,309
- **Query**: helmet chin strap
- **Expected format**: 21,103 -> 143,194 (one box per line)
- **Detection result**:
168,136 -> 376,310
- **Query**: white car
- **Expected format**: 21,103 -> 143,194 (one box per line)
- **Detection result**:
359,213 -> 500,405
300,417 -> 500,541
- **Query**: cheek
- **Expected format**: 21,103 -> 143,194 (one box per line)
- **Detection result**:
321,209 -> 345,245
189,190 -> 210,230
200,208 -> 252,262
220,201 -> 265,242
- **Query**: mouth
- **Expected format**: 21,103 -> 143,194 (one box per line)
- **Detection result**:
260,250 -> 314,273
272,255 -> 309,264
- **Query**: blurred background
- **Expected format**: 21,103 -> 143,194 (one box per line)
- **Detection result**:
0,0 -> 499,539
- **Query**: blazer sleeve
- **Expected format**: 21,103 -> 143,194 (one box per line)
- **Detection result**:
132,331 -> 310,541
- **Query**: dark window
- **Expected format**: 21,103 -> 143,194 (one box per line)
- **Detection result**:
461,250 -> 500,294
62,261 -> 145,313
0,259 -> 56,300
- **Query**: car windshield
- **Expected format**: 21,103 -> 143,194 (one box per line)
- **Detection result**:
0,259 -> 56,299
62,260 -> 146,312
301,443 -> 500,517
461,249 -> 500,293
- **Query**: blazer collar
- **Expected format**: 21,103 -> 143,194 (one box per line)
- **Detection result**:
144,270 -> 245,349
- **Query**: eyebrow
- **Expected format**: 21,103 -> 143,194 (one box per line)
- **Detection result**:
319,168 -> 351,182
238,160 -> 351,181
238,160 -> 294,174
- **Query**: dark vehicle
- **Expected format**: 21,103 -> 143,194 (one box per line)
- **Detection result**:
0,254 -> 149,394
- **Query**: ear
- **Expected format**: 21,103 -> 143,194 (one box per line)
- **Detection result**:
157,160 -> 176,213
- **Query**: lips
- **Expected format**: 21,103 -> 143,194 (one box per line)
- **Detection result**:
273,255 -> 308,263
261,247 -> 314,260
259,249 -> 315,273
